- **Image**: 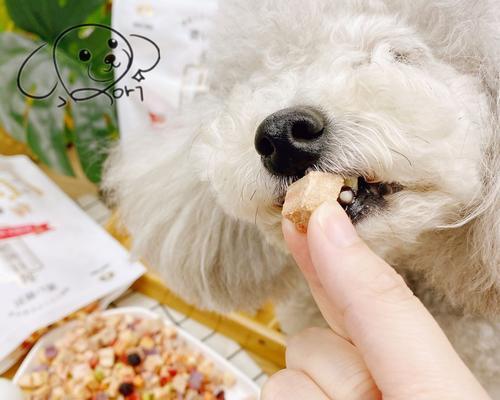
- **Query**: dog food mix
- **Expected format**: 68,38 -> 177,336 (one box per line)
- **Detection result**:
18,313 -> 235,400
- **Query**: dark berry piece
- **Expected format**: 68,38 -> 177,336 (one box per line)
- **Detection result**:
44,345 -> 58,360
127,352 -> 141,367
215,390 -> 225,400
118,382 -> 134,396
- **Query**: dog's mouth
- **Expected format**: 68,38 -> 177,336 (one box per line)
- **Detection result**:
274,169 -> 403,223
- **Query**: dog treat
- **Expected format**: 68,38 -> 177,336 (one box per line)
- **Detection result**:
282,171 -> 344,233
18,313 -> 234,400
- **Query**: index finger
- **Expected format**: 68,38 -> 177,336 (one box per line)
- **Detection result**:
294,201 -> 489,399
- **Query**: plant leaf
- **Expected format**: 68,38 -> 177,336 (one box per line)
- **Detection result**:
5,0 -> 105,42
0,32 -> 56,142
26,94 -> 74,176
0,31 -> 74,175
0,2 -> 119,182
0,0 -> 14,31
55,44 -> 119,183
71,96 -> 118,183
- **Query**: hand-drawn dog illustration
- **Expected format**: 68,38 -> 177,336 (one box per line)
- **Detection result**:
17,24 -> 160,107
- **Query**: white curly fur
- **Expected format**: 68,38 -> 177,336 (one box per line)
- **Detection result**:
104,0 -> 500,395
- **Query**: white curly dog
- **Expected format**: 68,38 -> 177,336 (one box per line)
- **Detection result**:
105,0 -> 500,395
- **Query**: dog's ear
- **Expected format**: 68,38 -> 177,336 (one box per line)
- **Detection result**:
457,65 -> 500,316
465,131 -> 500,316
17,43 -> 59,100
439,10 -> 500,317
424,132 -> 500,318
103,108 -> 297,312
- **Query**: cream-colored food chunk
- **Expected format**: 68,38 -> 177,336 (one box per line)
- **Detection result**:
282,171 -> 344,233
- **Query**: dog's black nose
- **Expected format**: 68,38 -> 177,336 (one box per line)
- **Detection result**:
104,54 -> 116,64
255,107 -> 326,176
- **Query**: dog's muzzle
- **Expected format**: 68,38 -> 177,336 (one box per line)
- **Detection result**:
254,106 -> 327,176
256,106 -> 404,224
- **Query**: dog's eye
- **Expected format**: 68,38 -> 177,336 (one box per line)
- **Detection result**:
391,48 -> 425,65
108,38 -> 118,49
78,49 -> 92,62
392,51 -> 410,63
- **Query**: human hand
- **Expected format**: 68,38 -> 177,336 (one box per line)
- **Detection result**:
262,201 -> 491,400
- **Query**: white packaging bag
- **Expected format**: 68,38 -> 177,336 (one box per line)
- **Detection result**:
112,0 -> 217,140
0,155 -> 145,372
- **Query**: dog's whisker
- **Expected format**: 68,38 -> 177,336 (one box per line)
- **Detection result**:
411,135 -> 431,144
389,148 -> 413,167
240,183 -> 246,202
188,128 -> 206,158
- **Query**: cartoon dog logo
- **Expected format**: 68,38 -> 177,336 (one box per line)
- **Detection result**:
17,24 -> 160,107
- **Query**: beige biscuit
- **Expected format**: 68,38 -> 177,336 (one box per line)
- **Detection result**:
282,171 -> 344,233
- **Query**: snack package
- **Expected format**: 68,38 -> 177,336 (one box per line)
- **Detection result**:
112,0 -> 218,140
0,155 -> 145,373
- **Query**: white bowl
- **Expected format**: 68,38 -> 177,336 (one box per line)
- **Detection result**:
14,307 -> 260,399
0,378 -> 24,400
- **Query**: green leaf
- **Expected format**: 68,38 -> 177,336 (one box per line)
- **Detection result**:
0,32 -> 55,142
0,0 -> 13,31
0,11 -> 118,182
55,46 -> 119,183
0,24 -> 119,182
84,0 -> 112,26
26,94 -> 74,176
5,0 -> 105,42
0,32 -> 75,175
55,22 -> 113,81
71,97 -> 118,183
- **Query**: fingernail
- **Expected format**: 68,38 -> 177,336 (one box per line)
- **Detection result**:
313,201 -> 359,247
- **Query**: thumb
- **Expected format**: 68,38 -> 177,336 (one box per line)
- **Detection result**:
304,201 -> 490,399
